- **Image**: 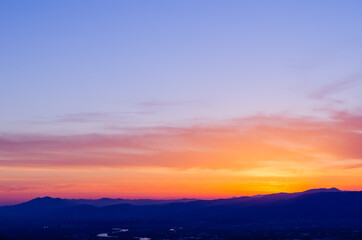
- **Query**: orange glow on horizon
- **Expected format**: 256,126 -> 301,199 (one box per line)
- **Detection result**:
1,113 -> 362,204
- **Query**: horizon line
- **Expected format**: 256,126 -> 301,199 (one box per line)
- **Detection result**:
1,187 -> 353,207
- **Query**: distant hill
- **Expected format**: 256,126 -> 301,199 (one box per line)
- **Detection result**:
65,197 -> 197,207
1,188 -> 361,224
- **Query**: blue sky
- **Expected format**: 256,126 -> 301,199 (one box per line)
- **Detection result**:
1,1 -> 362,203
1,0 -> 362,132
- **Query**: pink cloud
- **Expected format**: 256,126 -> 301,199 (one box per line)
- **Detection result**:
0,111 -> 361,170
309,74 -> 362,100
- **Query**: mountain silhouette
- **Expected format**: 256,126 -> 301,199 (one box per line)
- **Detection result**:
1,188 -> 361,224
65,197 -> 196,207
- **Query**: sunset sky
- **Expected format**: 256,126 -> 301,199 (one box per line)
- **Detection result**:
1,0 -> 362,205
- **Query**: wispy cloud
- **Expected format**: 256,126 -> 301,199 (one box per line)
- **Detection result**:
1,111 -> 361,172
310,74 -> 362,100
53,112 -> 116,123
0,185 -> 32,193
137,100 -> 207,109
27,111 -> 154,124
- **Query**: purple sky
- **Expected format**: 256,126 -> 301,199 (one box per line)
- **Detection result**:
0,0 -> 362,204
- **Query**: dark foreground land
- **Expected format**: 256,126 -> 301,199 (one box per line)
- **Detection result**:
0,188 -> 361,240
1,220 -> 362,240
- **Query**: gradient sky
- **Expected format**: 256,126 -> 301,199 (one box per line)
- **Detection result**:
1,0 -> 362,205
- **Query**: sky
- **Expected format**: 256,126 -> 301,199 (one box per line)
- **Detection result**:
1,0 -> 362,205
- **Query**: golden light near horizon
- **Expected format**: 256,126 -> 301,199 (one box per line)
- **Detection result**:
1,1 -> 362,205
1,112 -> 362,204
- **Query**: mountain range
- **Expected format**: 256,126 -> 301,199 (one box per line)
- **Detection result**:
1,188 -> 361,224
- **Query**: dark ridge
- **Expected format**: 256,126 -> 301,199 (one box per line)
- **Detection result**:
1,188 -> 361,224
